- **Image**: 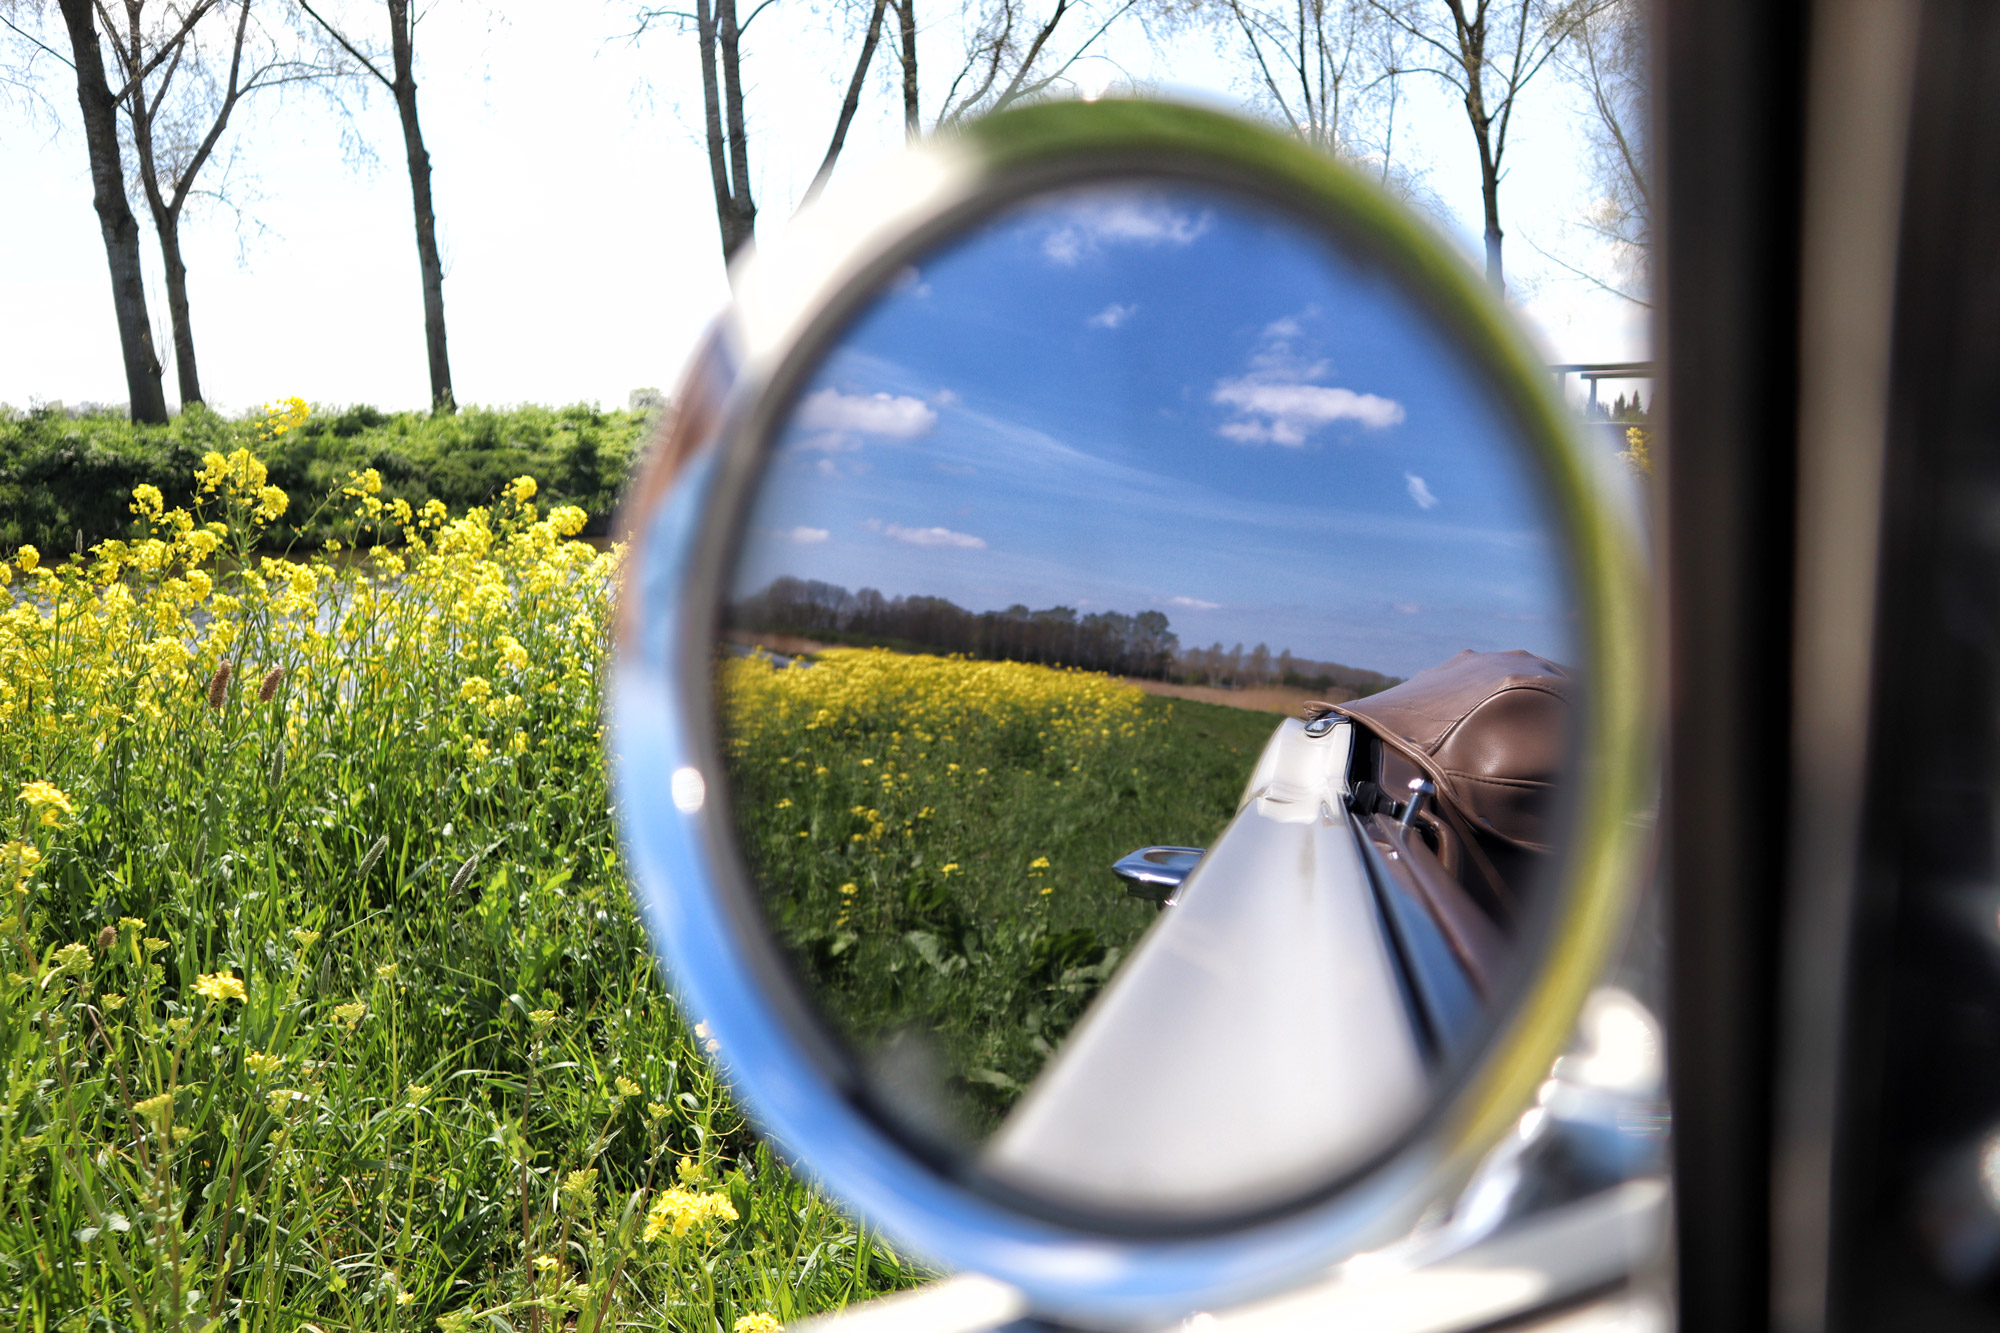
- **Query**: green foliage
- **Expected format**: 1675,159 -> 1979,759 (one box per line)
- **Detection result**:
0,401 -> 657,555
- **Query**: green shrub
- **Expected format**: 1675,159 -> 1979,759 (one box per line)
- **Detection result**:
0,401 -> 659,554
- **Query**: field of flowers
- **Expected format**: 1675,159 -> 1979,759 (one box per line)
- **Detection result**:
722,648 -> 1276,1136
0,429 -> 919,1330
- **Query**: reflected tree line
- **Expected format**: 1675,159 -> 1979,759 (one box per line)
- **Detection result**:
729,577 -> 1399,695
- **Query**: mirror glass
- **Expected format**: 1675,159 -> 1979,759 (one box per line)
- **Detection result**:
717,181 -> 1575,1219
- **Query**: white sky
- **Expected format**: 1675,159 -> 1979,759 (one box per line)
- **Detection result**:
1,2 -> 1650,417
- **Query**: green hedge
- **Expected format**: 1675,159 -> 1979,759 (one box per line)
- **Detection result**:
0,402 -> 660,553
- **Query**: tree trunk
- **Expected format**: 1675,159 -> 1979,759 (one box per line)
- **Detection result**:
55,0 -> 168,423
388,0 -> 454,414
695,0 -> 756,263
154,209 -> 204,405
1480,159 -> 1505,291
897,0 -> 920,137
717,0 -> 756,255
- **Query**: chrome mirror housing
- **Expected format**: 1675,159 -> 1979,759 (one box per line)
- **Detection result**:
608,99 -> 1653,1325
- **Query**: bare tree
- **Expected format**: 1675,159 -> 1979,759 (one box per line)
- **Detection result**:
1371,0 -> 1599,293
296,0 -> 456,412
930,0 -> 1146,128
631,0 -> 1152,265
102,0 -> 328,408
628,0 -> 776,264
11,0 -> 176,420
1219,0 -> 1371,155
1555,0 -> 1645,302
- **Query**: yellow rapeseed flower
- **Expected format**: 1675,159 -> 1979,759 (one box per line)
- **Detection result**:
195,971 -> 247,1003
735,1315 -> 783,1333
18,781 -> 74,827
642,1185 -> 738,1242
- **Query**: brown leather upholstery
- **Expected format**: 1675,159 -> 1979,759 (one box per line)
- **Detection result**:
1334,649 -> 1572,852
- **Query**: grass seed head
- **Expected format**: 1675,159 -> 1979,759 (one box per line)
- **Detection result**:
258,666 -> 284,701
358,835 -> 388,879
205,661 -> 232,710
447,852 -> 480,895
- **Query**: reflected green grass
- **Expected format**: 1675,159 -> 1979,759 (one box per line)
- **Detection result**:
723,648 -> 1276,1136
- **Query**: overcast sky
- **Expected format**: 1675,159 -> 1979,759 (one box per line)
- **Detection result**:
1,3 -> 1649,419
732,184 -> 1572,678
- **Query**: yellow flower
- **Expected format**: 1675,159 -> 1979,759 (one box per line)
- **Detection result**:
735,1316 -> 782,1333
1028,856 -> 1051,872
407,1084 -> 432,1105
508,476 -> 538,503
642,1185 -> 737,1242
615,1076 -> 641,1098
560,1167 -> 598,1210
18,781 -> 74,827
289,928 -> 320,949
130,484 -> 165,519
15,545 -> 37,572
458,676 -> 493,705
940,863 -> 960,876
134,1093 -> 173,1122
195,971 -> 247,1003
245,1051 -> 284,1074
332,1001 -> 368,1028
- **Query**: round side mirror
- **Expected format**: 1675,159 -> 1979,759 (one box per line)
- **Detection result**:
610,100 -> 1652,1325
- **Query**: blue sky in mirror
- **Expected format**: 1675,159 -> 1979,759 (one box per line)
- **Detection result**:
731,183 -> 1571,681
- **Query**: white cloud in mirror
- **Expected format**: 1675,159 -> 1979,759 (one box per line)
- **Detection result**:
1406,474 -> 1440,510
1213,379 -> 1407,444
1170,595 -> 1221,610
797,388 -> 939,438
862,518 -> 987,549
787,527 -> 831,544
1041,199 -> 1211,265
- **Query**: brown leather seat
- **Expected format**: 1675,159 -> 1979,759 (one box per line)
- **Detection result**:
1333,648 -> 1572,853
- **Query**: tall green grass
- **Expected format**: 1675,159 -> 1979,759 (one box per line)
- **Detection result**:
0,453 -> 920,1331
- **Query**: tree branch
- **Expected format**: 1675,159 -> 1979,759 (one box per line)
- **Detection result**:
297,0 -> 394,88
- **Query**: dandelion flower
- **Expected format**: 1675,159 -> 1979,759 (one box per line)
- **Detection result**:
195,971 -> 247,1003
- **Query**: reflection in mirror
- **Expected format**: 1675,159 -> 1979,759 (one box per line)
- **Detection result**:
717,181 -> 1574,1217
